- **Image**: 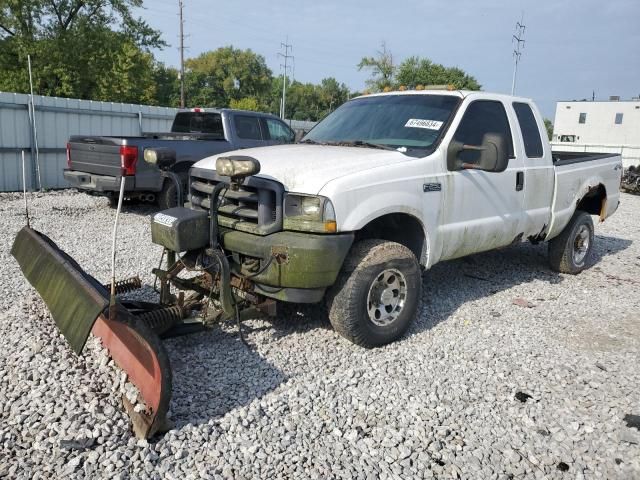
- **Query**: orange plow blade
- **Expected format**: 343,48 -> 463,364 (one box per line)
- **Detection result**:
93,306 -> 172,439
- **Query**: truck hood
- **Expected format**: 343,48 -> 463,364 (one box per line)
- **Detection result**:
192,144 -> 407,194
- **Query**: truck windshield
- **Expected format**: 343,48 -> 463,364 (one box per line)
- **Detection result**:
303,94 -> 460,153
172,112 -> 224,137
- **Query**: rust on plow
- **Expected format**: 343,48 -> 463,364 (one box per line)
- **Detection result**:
92,305 -> 172,439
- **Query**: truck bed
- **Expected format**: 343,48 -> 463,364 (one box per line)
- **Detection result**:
67,135 -> 233,190
552,151 -> 619,166
548,151 -> 622,239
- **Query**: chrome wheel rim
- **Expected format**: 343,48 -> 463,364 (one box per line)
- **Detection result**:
366,268 -> 407,326
573,224 -> 590,265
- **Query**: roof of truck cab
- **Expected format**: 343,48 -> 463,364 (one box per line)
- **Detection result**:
174,108 -> 281,118
353,90 -> 534,104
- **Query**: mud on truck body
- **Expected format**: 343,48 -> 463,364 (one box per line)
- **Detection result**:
12,90 -> 623,438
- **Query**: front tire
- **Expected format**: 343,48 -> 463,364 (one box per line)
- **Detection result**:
326,240 -> 422,348
548,210 -> 594,274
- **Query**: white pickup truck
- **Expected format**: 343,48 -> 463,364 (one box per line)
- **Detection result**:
185,90 -> 622,347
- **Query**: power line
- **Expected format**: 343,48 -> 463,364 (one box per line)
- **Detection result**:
278,39 -> 293,119
511,13 -> 526,96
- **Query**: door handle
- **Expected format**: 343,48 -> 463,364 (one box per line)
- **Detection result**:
516,171 -> 524,191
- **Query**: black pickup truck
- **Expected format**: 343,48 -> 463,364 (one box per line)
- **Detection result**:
64,108 -> 295,208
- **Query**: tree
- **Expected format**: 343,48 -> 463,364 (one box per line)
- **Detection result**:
0,0 -> 164,103
153,64 -> 181,107
269,76 -> 351,121
395,57 -> 481,90
230,97 -> 261,111
544,118 -> 554,140
357,42 -> 395,92
184,46 -> 272,109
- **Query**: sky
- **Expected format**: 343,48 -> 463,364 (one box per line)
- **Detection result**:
137,0 -> 640,120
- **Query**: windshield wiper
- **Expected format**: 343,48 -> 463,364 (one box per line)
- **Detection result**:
326,140 -> 398,151
301,139 -> 399,151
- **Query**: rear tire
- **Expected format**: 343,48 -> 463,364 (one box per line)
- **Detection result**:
157,173 -> 187,210
326,240 -> 422,348
548,210 -> 594,274
108,194 -> 119,208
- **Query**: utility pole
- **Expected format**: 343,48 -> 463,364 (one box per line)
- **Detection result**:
278,39 -> 293,119
511,14 -> 526,96
179,0 -> 186,108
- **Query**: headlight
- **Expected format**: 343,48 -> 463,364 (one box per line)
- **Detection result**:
284,193 -> 337,233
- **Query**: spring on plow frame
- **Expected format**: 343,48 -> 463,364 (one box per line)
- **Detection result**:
137,306 -> 184,335
104,276 -> 143,295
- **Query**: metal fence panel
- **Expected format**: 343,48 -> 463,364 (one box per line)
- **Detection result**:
0,92 -> 178,192
0,92 -> 318,192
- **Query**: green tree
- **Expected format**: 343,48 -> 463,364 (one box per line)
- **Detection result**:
184,46 -> 272,109
153,64 -> 180,107
544,118 -> 554,140
395,56 -> 481,90
357,42 -> 395,92
0,0 -> 165,103
316,77 -> 350,118
230,97 -> 262,111
270,76 -> 351,121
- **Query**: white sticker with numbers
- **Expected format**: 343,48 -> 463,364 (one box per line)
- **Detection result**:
404,118 -> 443,130
154,213 -> 177,227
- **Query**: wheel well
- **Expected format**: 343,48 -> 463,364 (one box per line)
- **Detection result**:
577,184 -> 607,218
170,161 -> 192,174
355,213 -> 426,261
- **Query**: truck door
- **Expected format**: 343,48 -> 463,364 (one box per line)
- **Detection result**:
511,102 -> 554,239
439,99 -> 525,260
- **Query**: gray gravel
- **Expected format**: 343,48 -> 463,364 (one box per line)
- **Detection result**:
1,189 -> 639,479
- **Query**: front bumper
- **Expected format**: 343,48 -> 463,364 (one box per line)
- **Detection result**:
64,169 -> 134,193
221,229 -> 354,302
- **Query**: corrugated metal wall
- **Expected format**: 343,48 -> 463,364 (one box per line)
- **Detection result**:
0,92 -> 318,192
0,92 -> 178,191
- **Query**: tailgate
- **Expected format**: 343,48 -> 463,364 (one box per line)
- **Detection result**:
68,136 -> 129,177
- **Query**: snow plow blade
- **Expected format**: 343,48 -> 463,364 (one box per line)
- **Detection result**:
11,226 -> 172,438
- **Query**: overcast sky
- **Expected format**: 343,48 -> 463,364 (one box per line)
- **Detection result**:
139,0 -> 640,120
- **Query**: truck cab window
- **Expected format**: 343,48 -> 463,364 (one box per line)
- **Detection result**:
172,112 -> 224,137
264,118 -> 295,142
513,102 -> 543,158
234,115 -> 263,140
451,100 -> 514,167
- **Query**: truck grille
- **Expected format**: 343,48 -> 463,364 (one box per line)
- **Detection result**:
189,167 -> 283,235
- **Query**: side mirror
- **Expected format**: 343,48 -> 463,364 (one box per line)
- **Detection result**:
447,133 -> 509,172
144,148 -> 176,170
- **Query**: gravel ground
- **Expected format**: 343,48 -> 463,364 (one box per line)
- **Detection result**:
1,190 -> 639,480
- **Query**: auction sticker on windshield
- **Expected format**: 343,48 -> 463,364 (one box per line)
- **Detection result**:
405,119 -> 443,130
